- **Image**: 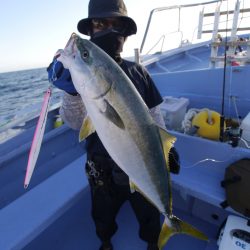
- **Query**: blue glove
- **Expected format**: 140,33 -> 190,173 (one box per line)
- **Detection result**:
47,59 -> 77,95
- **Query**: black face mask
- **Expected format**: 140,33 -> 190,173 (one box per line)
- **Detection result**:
90,30 -> 125,61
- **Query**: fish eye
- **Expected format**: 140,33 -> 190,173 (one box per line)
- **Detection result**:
82,50 -> 89,59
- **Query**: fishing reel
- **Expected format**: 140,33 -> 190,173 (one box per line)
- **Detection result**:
224,119 -> 242,148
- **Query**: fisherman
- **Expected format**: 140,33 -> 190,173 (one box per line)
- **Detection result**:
47,0 -> 180,249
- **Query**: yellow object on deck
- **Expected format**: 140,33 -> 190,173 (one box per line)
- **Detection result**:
54,116 -> 64,128
192,109 -> 225,140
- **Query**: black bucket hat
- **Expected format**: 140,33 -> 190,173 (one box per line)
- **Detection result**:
77,0 -> 137,36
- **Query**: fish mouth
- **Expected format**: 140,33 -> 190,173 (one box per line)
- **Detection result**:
71,33 -> 113,100
66,33 -> 78,47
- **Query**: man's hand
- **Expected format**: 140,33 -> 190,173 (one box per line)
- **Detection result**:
47,57 -> 78,95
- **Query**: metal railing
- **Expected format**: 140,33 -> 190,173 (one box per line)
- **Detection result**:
139,0 -> 250,59
140,0 -> 222,55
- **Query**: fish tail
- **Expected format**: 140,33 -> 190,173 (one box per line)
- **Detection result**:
157,215 -> 208,249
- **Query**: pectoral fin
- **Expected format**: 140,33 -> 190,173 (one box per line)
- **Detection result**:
79,116 -> 95,142
103,100 -> 125,130
158,216 -> 208,250
158,127 -> 176,167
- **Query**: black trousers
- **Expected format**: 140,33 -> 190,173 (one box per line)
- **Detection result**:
86,160 -> 161,244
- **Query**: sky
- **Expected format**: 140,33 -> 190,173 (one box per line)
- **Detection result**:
0,0 -> 245,73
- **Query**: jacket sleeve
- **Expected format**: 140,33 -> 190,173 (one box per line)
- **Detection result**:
149,105 -> 166,129
59,92 -> 87,130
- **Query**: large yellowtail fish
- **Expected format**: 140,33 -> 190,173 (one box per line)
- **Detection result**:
57,33 -> 208,249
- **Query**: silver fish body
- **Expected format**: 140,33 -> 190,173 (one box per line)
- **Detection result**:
58,33 -> 207,249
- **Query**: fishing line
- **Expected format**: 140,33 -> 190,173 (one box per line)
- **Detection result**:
183,158 -> 228,169
231,95 -> 241,124
51,60 -> 60,82
240,138 -> 250,149
227,66 -> 241,123
182,150 -> 240,169
237,0 -> 245,29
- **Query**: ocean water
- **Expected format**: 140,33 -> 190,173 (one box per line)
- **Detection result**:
0,68 -> 62,140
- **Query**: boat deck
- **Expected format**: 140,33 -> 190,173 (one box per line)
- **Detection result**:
23,188 -> 219,250
0,151 -> 221,250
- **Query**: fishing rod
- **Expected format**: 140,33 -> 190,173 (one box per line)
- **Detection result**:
219,1 -> 228,142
